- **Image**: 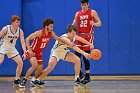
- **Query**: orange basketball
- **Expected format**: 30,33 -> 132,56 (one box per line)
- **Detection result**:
90,49 -> 102,60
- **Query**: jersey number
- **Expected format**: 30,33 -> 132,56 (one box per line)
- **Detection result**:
80,20 -> 88,27
40,43 -> 46,48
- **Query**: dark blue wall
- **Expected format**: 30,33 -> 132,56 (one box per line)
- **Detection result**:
0,0 -> 140,76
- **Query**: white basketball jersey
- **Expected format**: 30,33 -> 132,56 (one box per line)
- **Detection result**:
1,25 -> 20,47
51,34 -> 75,51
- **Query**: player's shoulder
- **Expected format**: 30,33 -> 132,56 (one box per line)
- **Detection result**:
91,9 -> 97,13
33,30 -> 42,37
2,26 -> 8,30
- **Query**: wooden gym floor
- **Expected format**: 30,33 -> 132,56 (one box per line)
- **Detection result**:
0,76 -> 140,93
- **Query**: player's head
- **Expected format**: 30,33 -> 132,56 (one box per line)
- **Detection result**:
43,18 -> 54,32
80,0 -> 89,4
67,25 -> 77,39
80,0 -> 89,11
11,15 -> 21,27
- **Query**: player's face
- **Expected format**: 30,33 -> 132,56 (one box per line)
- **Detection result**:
68,30 -> 76,39
81,3 -> 89,11
12,20 -> 20,28
46,24 -> 53,32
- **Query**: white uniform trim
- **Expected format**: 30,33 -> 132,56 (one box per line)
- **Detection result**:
0,25 -> 20,58
50,34 -> 75,61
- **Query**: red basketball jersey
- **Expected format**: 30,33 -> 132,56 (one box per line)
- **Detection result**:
77,9 -> 94,33
31,29 -> 52,53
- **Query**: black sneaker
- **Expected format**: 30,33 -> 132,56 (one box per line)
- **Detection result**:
14,79 -> 20,85
79,71 -> 84,80
79,74 -> 85,80
30,80 -> 36,87
34,80 -> 45,86
19,78 -> 27,88
74,77 -> 81,85
81,77 -> 91,85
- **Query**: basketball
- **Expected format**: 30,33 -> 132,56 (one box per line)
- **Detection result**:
90,49 -> 102,60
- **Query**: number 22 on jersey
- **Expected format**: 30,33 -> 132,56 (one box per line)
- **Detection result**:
80,20 -> 88,27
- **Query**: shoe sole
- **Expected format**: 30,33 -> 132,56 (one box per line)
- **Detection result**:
19,84 -> 25,88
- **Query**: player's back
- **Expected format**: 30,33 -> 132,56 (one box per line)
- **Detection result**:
51,34 -> 75,51
31,29 -> 52,53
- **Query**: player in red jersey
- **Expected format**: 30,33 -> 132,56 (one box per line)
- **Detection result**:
72,0 -> 101,84
19,18 -> 63,87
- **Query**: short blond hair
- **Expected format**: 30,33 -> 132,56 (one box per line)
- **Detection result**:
11,15 -> 20,22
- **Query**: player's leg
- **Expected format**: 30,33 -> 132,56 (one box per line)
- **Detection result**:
75,40 -> 84,79
34,54 -> 43,79
19,51 -> 38,87
82,50 -> 91,84
82,34 -> 93,85
0,54 -> 4,64
34,56 -> 57,86
38,57 -> 57,80
75,51 -> 84,79
31,64 -> 43,86
0,46 -> 5,64
12,55 -> 23,85
25,57 -> 38,79
35,64 -> 43,78
64,52 -> 81,85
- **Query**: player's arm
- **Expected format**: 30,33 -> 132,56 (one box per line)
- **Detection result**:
61,37 -> 91,59
91,10 -> 102,27
52,32 -> 69,45
72,12 -> 78,26
19,29 -> 26,53
26,30 -> 41,51
0,26 -> 7,37
75,35 -> 94,49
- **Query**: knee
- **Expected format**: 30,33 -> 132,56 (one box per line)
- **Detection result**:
37,65 -> 43,71
0,60 -> 3,64
17,60 -> 23,66
31,64 -> 38,69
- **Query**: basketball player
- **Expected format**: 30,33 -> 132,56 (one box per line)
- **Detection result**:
72,0 -> 101,84
0,15 -> 26,85
19,18 -> 66,88
33,25 -> 93,86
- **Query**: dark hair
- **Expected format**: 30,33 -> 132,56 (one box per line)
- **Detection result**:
11,15 -> 20,22
42,18 -> 54,28
80,0 -> 89,4
67,25 -> 77,33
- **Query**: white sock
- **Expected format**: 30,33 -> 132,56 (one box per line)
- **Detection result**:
75,75 -> 79,81
31,77 -> 36,81
15,77 -> 19,80
37,78 -> 40,81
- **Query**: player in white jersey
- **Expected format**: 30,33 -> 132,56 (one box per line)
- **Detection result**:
0,15 -> 26,86
33,25 -> 94,86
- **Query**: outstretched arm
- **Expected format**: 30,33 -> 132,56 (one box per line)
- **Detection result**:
52,32 -> 70,45
61,37 -> 91,59
75,35 -> 94,49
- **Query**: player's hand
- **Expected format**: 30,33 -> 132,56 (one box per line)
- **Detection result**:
83,53 -> 91,60
90,21 -> 96,26
90,44 -> 94,50
22,53 -> 26,61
